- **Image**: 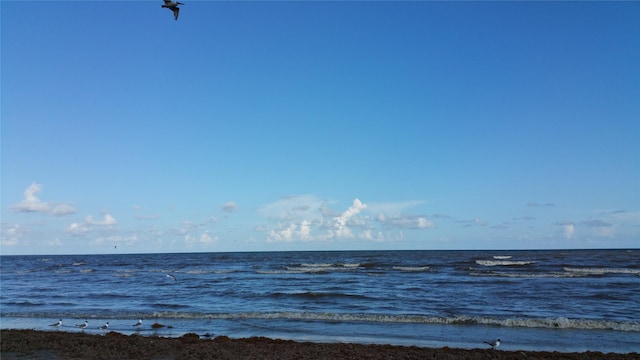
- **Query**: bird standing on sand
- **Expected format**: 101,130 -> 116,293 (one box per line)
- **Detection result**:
484,339 -> 501,349
100,322 -> 109,330
50,319 -> 62,327
161,0 -> 183,21
76,321 -> 88,330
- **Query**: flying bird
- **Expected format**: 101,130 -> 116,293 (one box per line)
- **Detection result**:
161,0 -> 183,21
166,273 -> 177,281
50,319 -> 62,327
484,339 -> 501,349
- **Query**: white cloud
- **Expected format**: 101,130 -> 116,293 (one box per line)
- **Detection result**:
376,214 -> 434,229
66,222 -> 90,235
86,214 -> 117,226
11,183 -> 76,216
332,198 -> 367,239
222,202 -> 238,213
263,196 -> 434,244
1,224 -> 25,246
563,224 -> 575,239
200,231 -> 218,244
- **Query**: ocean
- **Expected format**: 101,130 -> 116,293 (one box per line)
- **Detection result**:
1,249 -> 638,353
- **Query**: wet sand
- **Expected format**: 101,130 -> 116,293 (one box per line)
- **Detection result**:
1,329 -> 638,360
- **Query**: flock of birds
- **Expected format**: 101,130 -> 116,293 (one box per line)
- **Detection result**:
49,318 -> 501,349
49,319 -> 143,331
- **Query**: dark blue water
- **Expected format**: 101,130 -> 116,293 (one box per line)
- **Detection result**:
1,250 -> 639,353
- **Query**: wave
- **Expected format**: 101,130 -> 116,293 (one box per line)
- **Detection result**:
475,260 -> 534,267
564,267 -> 640,276
271,291 -> 371,301
470,271 -> 585,278
493,256 -> 512,260
392,266 -> 430,272
144,311 -> 640,332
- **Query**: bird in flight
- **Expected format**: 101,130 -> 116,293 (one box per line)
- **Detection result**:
162,0 -> 184,21
484,339 -> 501,349
166,273 -> 177,281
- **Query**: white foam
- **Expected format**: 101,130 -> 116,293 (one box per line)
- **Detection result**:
475,260 -> 534,266
564,267 -> 640,275
392,266 -> 430,272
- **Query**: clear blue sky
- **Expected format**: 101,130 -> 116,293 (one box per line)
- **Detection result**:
2,1 -> 639,255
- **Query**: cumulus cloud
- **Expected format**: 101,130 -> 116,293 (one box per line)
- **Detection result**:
262,196 -> 434,244
199,231 -> 218,244
222,202 -> 238,213
66,214 -> 117,235
11,183 -> 76,216
86,214 -> 117,226
66,222 -> 90,235
563,224 -> 575,239
332,198 -> 367,238
2,224 -> 26,246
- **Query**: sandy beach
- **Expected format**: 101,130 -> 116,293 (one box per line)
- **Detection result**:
1,329 -> 638,360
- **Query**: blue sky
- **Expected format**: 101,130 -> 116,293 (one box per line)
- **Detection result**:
2,1 -> 638,255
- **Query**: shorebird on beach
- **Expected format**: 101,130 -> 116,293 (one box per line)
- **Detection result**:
100,322 -> 109,330
484,339 -> 500,349
50,319 -> 62,328
161,0 -> 183,21
134,319 -> 143,328
76,321 -> 88,330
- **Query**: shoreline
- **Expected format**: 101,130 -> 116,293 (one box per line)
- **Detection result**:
2,329 -> 639,360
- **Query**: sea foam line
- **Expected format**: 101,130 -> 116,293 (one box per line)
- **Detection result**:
147,311 -> 640,332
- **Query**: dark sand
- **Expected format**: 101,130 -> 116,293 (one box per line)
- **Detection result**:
1,330 -> 638,360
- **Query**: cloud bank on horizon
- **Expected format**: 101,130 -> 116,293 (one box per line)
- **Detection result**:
2,182 -> 637,254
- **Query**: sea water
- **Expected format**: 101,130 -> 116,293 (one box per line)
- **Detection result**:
1,250 -> 638,353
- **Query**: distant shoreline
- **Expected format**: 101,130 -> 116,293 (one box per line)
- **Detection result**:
1,329 -> 638,360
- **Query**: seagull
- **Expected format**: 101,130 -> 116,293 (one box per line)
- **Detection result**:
50,319 -> 62,327
484,339 -> 501,349
161,0 -> 183,21
166,273 -> 177,281
76,321 -> 88,330
100,322 -> 109,330
133,319 -> 143,327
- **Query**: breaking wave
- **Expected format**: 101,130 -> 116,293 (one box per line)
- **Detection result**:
475,260 -> 535,266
